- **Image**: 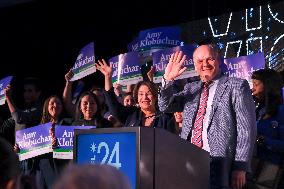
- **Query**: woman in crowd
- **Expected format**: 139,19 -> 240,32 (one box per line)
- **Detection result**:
247,68 -> 284,189
72,91 -> 111,128
171,112 -> 183,136
35,95 -> 68,189
95,59 -> 175,132
123,92 -> 135,107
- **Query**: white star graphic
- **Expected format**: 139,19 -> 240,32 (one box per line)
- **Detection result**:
90,142 -> 97,153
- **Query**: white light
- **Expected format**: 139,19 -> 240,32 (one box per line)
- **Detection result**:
246,6 -> 262,31
224,40 -> 242,58
208,12 -> 232,37
269,34 -> 284,68
268,4 -> 284,24
246,37 -> 263,55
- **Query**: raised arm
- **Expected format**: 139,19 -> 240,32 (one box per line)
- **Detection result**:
158,51 -> 188,113
4,85 -> 16,114
96,59 -> 134,124
95,59 -> 113,91
62,70 -> 75,117
163,51 -> 187,81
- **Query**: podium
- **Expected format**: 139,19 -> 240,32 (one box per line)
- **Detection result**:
74,127 -> 209,189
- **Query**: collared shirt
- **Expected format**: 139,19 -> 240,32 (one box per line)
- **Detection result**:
161,74 -> 221,152
191,79 -> 219,152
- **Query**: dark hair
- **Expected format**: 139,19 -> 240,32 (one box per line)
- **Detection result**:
75,91 -> 102,121
40,95 -> 63,124
252,69 -> 284,117
53,164 -> 130,189
0,137 -> 20,188
132,81 -> 158,104
123,92 -> 133,99
23,77 -> 42,92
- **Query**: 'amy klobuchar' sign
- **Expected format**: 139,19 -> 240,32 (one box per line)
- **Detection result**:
0,76 -> 13,105
16,123 -> 52,161
127,26 -> 182,52
222,52 -> 265,86
109,51 -> 142,85
71,42 -> 96,81
53,126 -> 96,159
152,45 -> 198,83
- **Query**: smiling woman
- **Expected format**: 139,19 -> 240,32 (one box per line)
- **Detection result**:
72,91 -> 111,128
95,58 -> 175,132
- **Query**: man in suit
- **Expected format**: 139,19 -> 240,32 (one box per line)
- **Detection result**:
158,44 -> 256,189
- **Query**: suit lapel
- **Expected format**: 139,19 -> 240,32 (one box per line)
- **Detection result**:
207,75 -> 229,129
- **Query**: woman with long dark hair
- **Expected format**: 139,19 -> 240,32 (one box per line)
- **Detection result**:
247,69 -> 284,189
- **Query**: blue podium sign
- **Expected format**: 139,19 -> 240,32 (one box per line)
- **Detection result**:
74,128 -> 138,189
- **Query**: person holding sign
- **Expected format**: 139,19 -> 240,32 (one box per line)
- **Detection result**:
158,44 -> 256,189
4,77 -> 43,131
4,77 -> 43,178
28,95 -> 67,189
62,70 -> 76,118
95,59 -> 175,132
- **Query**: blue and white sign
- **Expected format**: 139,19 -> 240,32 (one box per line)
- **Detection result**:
127,37 -> 139,52
16,123 -> 52,161
137,26 -> 181,52
152,45 -> 198,83
71,42 -> 96,81
76,132 -> 136,189
222,52 -> 265,87
53,125 -> 96,159
0,76 -> 13,105
109,51 -> 142,85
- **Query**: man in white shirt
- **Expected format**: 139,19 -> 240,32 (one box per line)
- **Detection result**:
158,44 -> 256,189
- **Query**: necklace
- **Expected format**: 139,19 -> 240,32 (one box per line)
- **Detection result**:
145,114 -> 156,119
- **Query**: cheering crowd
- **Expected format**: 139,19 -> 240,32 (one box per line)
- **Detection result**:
0,43 -> 284,189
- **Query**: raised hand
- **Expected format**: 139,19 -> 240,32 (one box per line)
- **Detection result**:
14,143 -> 20,153
164,51 -> 187,81
65,69 -> 74,83
147,66 -> 155,82
95,59 -> 113,91
4,84 -> 12,98
95,59 -> 112,77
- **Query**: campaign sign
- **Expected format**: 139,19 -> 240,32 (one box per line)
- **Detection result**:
222,52 -> 265,86
16,123 -> 52,161
127,37 -> 139,52
109,51 -> 142,85
152,45 -> 198,83
138,26 -> 181,52
71,42 -> 96,81
53,126 -> 96,159
0,76 -> 13,105
76,132 -> 136,189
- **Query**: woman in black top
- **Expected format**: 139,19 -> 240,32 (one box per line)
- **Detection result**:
95,59 -> 175,133
72,91 -> 111,128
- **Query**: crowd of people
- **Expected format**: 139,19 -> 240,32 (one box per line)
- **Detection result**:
0,43 -> 283,189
